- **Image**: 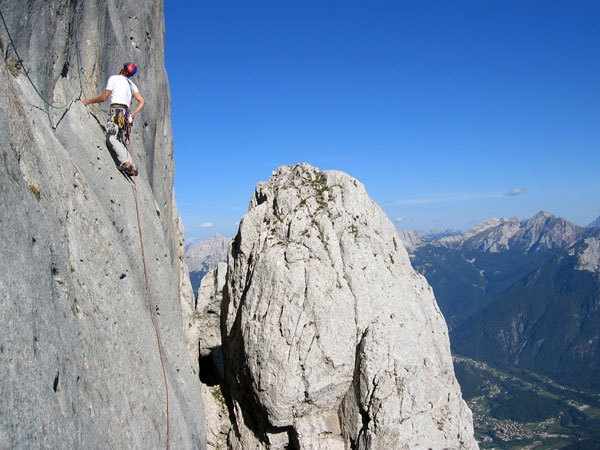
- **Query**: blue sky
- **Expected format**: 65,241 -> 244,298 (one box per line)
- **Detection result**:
165,1 -> 599,243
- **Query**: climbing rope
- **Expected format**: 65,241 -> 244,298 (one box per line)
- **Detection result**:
0,6 -> 83,110
130,144 -> 172,450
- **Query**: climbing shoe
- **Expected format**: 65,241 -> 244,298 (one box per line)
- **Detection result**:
119,163 -> 138,177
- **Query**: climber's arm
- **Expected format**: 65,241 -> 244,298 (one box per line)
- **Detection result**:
81,89 -> 111,106
130,92 -> 145,118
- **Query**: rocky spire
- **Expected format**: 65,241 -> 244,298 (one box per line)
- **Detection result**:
217,163 -> 476,448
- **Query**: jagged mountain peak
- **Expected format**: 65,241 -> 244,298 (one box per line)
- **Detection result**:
518,211 -> 588,252
522,210 -> 566,229
186,234 -> 229,272
468,216 -> 519,236
457,216 -> 521,252
589,215 -> 600,228
437,211 -> 589,253
574,236 -> 600,273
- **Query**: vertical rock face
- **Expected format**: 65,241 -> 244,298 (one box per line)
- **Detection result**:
220,164 -> 477,449
0,1 -> 205,448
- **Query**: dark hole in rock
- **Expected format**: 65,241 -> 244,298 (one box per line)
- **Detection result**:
199,347 -> 224,386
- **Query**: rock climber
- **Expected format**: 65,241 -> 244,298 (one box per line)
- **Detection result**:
81,62 -> 145,176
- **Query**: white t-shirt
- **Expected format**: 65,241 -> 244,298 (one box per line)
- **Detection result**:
106,74 -> 139,108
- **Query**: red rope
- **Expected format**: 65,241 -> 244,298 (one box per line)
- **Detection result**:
130,143 -> 171,449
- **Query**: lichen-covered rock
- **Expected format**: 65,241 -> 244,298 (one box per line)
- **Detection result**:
221,163 -> 477,448
0,1 -> 205,448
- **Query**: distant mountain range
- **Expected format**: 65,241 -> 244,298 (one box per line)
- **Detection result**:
403,211 -> 600,391
185,234 -> 229,295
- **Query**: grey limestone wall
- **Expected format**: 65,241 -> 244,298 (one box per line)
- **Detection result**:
0,1 -> 206,448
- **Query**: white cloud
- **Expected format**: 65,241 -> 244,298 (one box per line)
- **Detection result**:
200,222 -> 214,228
506,187 -> 527,196
393,192 -> 503,206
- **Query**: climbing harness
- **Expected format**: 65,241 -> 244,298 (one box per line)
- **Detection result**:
107,105 -> 132,146
0,7 -> 83,111
129,141 -> 172,450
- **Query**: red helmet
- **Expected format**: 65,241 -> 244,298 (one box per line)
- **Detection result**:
124,62 -> 137,76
